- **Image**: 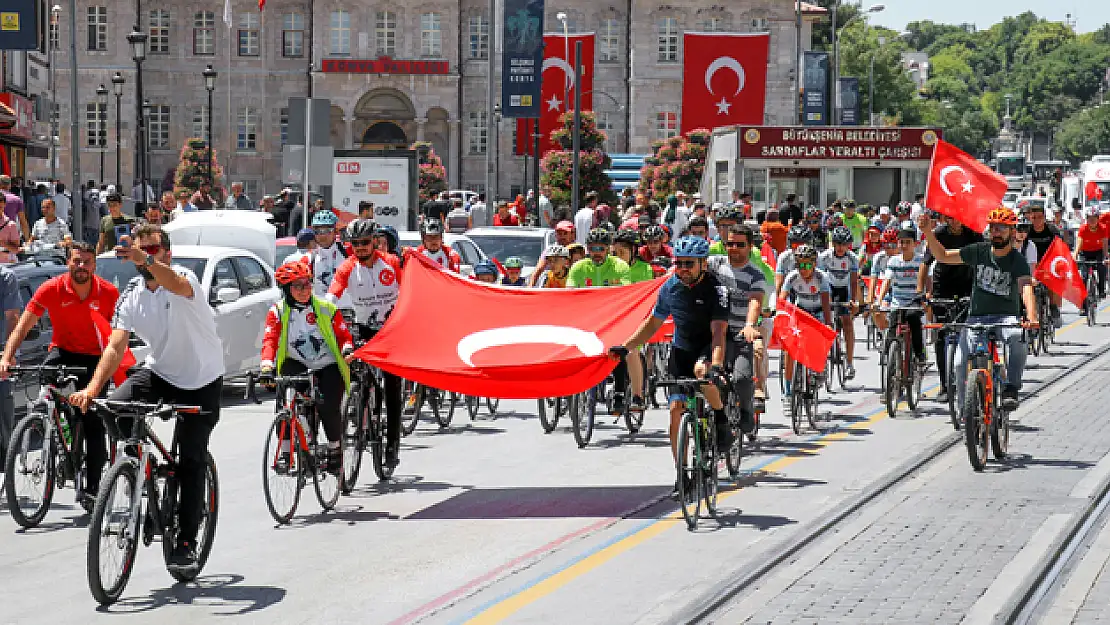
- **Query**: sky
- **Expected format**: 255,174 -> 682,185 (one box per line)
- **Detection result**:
871,0 -> 1110,34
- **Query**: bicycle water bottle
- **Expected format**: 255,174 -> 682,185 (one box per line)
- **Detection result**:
58,412 -> 72,447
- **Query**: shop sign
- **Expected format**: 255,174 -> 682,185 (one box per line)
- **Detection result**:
320,57 -> 450,75
0,93 -> 34,140
739,127 -> 942,161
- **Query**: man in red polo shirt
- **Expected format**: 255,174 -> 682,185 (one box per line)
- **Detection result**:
0,242 -> 120,503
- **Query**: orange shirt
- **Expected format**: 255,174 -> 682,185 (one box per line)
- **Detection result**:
1078,223 -> 1110,253
27,273 -> 120,355
761,221 -> 789,254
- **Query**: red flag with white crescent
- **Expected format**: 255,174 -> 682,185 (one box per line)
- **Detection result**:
516,33 -> 594,157
925,139 -> 1007,232
771,299 -> 835,373
354,253 -> 664,399
681,32 -> 770,133
1034,238 -> 1087,308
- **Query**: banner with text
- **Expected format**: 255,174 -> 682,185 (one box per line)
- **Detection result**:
838,78 -> 860,126
500,0 -> 545,119
803,51 -> 829,126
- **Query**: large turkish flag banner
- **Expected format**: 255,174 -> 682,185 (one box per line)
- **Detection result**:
353,253 -> 664,399
681,32 -> 770,133
925,139 -> 1008,232
516,33 -> 594,157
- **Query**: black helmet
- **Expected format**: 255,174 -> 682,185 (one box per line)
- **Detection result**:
830,226 -> 853,245
643,225 -> 666,241
794,244 -> 818,261
586,228 -> 612,245
716,206 -> 742,222
345,218 -> 376,241
420,218 -> 444,236
613,229 -> 641,247
805,206 -> 823,221
788,224 -> 811,244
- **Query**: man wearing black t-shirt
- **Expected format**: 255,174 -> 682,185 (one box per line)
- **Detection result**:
921,214 -> 982,400
1025,204 -> 1063,326
780,194 -> 804,227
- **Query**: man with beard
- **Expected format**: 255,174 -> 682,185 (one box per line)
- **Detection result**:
0,243 -> 119,508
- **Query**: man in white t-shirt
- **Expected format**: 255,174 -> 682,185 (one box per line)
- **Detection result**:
69,222 -> 224,578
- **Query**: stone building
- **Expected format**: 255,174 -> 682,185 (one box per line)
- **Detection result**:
48,0 -> 822,201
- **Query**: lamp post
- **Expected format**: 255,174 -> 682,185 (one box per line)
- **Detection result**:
127,26 -> 148,212
111,72 -> 124,189
570,39 -> 582,215
48,4 -> 60,180
203,64 -> 217,186
557,12 -> 570,109
96,84 -> 108,185
832,3 -> 885,124
142,99 -> 152,196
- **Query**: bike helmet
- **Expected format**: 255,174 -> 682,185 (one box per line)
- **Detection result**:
716,206 -> 742,223
613,229 -> 641,247
830,226 -> 853,245
794,244 -> 818,262
311,209 -> 338,227
586,227 -> 613,245
503,256 -> 524,269
826,214 -> 844,229
373,224 -> 399,253
897,222 -> 918,239
986,206 -> 1018,226
788,224 -> 811,244
474,259 -> 498,277
881,229 -> 899,245
843,199 -> 857,209
295,227 -> 316,247
345,218 -> 376,241
544,244 -> 570,258
673,236 -> 710,259
420,218 -> 444,236
805,207 -> 823,221
643,225 -> 666,241
275,258 -> 313,286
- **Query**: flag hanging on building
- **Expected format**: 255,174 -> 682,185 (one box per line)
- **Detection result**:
681,32 -> 769,133
516,33 -> 594,157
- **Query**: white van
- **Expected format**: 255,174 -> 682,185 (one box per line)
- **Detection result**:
163,210 -> 277,267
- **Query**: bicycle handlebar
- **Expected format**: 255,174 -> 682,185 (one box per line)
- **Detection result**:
91,398 -> 206,420
245,370 -> 316,405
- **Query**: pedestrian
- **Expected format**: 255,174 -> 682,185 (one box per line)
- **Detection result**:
493,201 -> 520,226
96,193 -> 135,254
574,197 -> 596,244
780,193 -> 804,227
139,202 -> 166,227
26,184 -> 47,227
0,265 -> 22,467
422,191 -> 451,224
357,200 -> 374,220
0,195 -> 21,263
52,181 -> 72,225
190,181 -> 217,209
223,181 -> 253,210
0,175 -> 30,241
30,198 -> 71,246
470,193 -> 489,227
538,185 -> 555,227
131,178 -> 155,206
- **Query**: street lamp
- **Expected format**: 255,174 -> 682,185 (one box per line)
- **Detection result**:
111,72 -> 124,189
96,84 -> 108,185
48,4 -> 60,180
557,12 -> 570,109
142,99 -> 152,195
832,2 -> 885,124
203,64 -> 217,186
126,26 -> 148,211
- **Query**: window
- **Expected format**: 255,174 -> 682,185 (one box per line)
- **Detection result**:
193,11 -> 215,55
85,103 -> 106,147
329,10 -> 350,55
468,14 -> 489,59
282,13 -> 304,57
241,180 -> 261,199
86,6 -> 107,51
237,108 -> 259,150
421,13 -> 442,57
238,13 -> 260,56
233,256 -> 271,293
655,111 -> 678,140
279,108 -> 289,146
596,112 -> 614,151
191,106 -> 210,140
209,258 -> 239,305
657,17 -> 678,62
374,11 -> 396,56
702,16 -> 730,32
599,18 -> 620,62
468,111 -> 487,155
149,10 -> 170,54
510,185 -> 523,200
148,105 -> 170,148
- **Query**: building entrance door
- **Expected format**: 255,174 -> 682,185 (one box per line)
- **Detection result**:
853,168 -> 901,209
769,167 -> 821,209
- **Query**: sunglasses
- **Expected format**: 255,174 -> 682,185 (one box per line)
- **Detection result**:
798,262 -> 815,269
139,244 -> 161,255
313,227 -> 334,234
588,245 -> 608,253
350,239 -> 374,247
725,241 -> 748,248
289,280 -> 313,290
674,260 -> 699,269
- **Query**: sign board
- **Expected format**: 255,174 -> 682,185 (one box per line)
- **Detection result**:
838,78 -> 860,126
802,51 -> 829,126
286,97 -> 330,147
500,0 -> 545,118
738,127 -> 942,161
0,0 -> 37,50
331,150 -> 418,232
320,58 -> 449,75
282,145 -> 334,186
0,92 -> 34,139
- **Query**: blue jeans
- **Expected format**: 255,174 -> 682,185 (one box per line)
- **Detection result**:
954,315 -> 1026,409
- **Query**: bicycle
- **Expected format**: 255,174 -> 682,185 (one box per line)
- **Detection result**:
826,300 -> 852,391
1078,259 -> 1103,327
1025,284 -> 1051,356
401,381 -> 458,433
882,305 -> 927,418
925,297 -> 970,429
644,341 -> 671,409
660,376 -> 725,530
789,357 -> 822,435
86,399 -> 219,605
950,322 -> 1023,471
536,396 -> 571,433
463,394 -> 499,420
4,364 -> 112,527
568,379 -> 603,448
340,337 -> 393,486
246,371 -> 343,524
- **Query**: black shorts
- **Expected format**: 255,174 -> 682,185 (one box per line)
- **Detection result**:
667,344 -> 713,403
831,286 -> 851,313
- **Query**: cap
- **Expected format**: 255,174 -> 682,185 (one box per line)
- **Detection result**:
555,220 -> 575,232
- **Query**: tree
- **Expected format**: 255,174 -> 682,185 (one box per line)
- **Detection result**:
540,110 -> 613,207
1055,105 -> 1110,162
413,141 -> 447,203
638,129 -> 710,198
173,138 -> 224,197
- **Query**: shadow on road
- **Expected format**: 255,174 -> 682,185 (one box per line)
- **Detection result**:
287,505 -> 400,527
100,573 -> 285,615
988,453 -> 1095,473
406,485 -> 668,520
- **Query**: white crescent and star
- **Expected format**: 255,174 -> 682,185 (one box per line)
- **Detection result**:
705,56 -> 746,116
542,57 -> 575,111
1049,256 -> 1072,280
456,325 -> 605,368
938,165 -> 974,197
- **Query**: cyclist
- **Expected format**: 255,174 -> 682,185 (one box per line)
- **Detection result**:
501,257 -> 527,286
327,218 -> 404,469
868,229 -> 899,304
708,207 -> 743,255
818,226 -> 861,379
260,259 -> 354,473
567,242 -> 586,265
0,242 -> 118,507
640,224 -> 675,277
610,236 -> 730,493
372,224 -> 399,256
920,208 -> 1038,411
773,225 -> 813,299
686,216 -> 710,240
804,207 -> 829,250
69,223 -> 224,575
1076,206 -> 1109,310
1015,217 -> 1039,267
414,219 -> 461,272
779,244 -> 833,407
708,223 -> 768,424
1026,203 -> 1065,326
838,200 -> 869,248
308,210 -> 349,297
920,213 -> 982,401
473,259 -> 500,284
567,228 -> 631,287
532,245 -> 570,288
874,223 -> 927,369
612,229 -> 655,283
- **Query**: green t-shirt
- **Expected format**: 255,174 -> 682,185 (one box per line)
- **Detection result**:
627,259 -> 655,283
838,212 -> 870,247
566,256 -> 632,287
709,240 -> 726,256
958,242 -> 1031,317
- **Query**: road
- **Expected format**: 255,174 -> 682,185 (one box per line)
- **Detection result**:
2,305 -> 1110,624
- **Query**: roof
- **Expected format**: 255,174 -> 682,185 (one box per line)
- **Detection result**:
96,244 -> 260,261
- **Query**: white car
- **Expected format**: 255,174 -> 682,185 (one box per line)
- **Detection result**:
463,227 -> 556,279
397,231 -> 488,276
95,245 -> 280,377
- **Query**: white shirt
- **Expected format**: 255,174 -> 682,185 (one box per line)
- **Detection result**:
312,243 -> 347,298
51,193 -> 72,224
671,205 -> 692,237
31,217 -> 70,245
111,266 -> 224,390
574,208 -> 595,244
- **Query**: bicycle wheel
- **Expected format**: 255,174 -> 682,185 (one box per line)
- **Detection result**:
906,354 -> 923,412
1087,275 -> 1099,326
163,453 -> 219,582
884,341 -> 902,418
806,372 -> 820,432
677,413 -> 701,531
963,374 -> 989,471
466,395 -> 480,420
990,396 -> 1010,461
836,338 -> 848,389
725,402 -> 743,480
261,412 -> 303,524
824,345 -> 834,393
790,364 -> 804,435
435,391 -> 457,428
537,398 -> 557,433
878,339 -> 887,394
86,458 -> 139,606
4,413 -> 56,528
402,384 -> 423,436
369,409 -> 394,482
1039,298 -> 1052,354
778,356 -> 787,395
946,340 -> 960,430
486,397 -> 500,415
312,442 -> 342,512
340,391 -> 364,494
704,419 -> 719,519
623,353 -> 648,434
571,387 -> 596,448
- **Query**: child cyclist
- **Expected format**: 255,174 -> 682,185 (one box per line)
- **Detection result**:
260,258 -> 354,473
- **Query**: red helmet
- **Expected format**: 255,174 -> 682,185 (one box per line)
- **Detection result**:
881,229 -> 899,245
986,206 -> 1018,226
275,259 -> 313,286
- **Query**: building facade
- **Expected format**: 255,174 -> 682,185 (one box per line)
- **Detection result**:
49,0 -> 821,201
1,0 -> 54,182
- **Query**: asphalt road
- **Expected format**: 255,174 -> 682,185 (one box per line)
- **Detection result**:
1,306 -> 1109,624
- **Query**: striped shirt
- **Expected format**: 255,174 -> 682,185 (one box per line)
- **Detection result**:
775,249 -> 797,276
709,256 -> 768,328
781,269 -> 831,315
882,253 -> 924,307
817,249 -> 859,289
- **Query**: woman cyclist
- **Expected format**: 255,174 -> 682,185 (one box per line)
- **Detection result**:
779,244 -> 833,408
260,259 -> 354,473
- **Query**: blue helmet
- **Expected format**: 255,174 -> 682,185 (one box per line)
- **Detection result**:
311,210 -> 338,227
474,260 -> 499,277
295,228 -> 316,247
673,236 -> 710,259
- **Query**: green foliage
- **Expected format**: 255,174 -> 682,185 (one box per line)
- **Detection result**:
540,111 -> 613,207
174,138 -> 224,197
1055,105 -> 1110,163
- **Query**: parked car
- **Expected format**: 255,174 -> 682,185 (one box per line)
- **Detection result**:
7,260 -> 68,417
396,231 -> 488,277
95,245 -> 280,378
164,209 -> 278,267
463,227 -> 555,279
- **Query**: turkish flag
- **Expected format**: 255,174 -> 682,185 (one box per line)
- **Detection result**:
761,241 -> 776,271
1086,180 -> 1103,202
925,139 -> 1008,232
648,317 -> 674,344
516,34 -> 595,157
91,311 -> 137,387
354,253 -> 664,399
681,32 -> 769,133
772,299 -> 835,373
1034,238 -> 1088,308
